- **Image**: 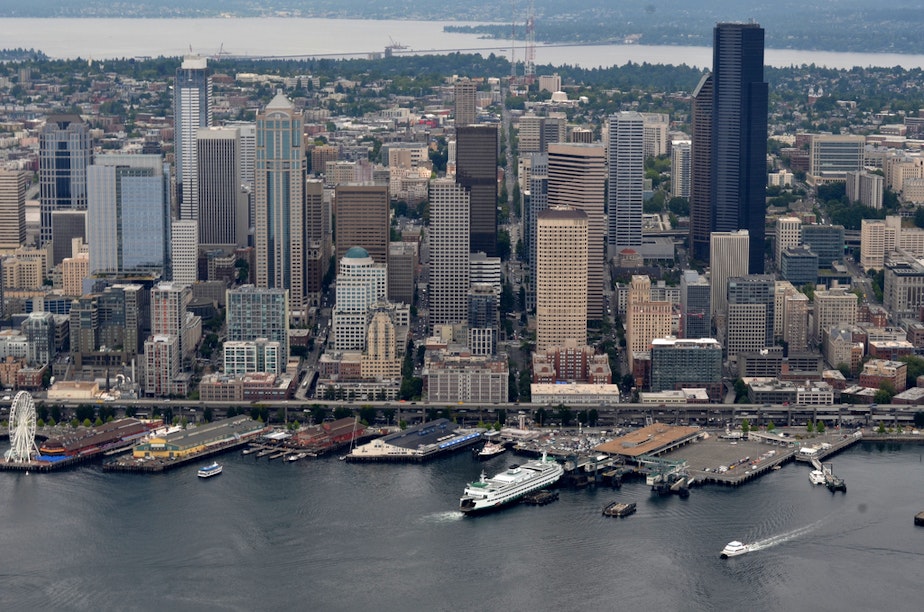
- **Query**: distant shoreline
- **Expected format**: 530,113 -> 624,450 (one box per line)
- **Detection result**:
2,17 -> 924,68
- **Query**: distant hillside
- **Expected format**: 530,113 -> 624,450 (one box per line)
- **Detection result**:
3,0 -> 924,54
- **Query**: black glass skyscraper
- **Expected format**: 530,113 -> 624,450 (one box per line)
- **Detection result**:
456,125 -> 498,257
691,23 -> 768,271
712,22 -> 768,273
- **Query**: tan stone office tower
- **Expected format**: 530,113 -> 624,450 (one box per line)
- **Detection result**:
535,206 -> 588,351
547,143 -> 606,321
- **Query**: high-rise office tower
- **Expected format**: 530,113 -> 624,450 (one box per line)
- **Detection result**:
170,219 -> 198,285
519,113 -> 544,153
526,153 -> 548,311
304,179 -> 329,308
254,92 -> 306,321
0,170 -> 26,249
671,140 -> 691,199
690,23 -> 767,268
454,78 -> 477,127
335,184 -> 390,270
333,248 -> 387,351
226,285 -> 289,363
39,114 -> 91,253
709,230 -> 750,320
689,73 -> 713,261
680,270 -> 711,339
197,126 -> 248,248
711,22 -> 768,273
526,153 -> 549,267
607,111 -> 645,251
87,154 -> 171,278
726,275 -> 775,358
548,143 -> 606,320
429,179 -> 471,331
536,206 -> 587,351
174,56 -> 212,219
456,125 -> 498,258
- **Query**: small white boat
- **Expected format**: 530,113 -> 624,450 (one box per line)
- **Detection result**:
198,462 -> 222,478
720,541 -> 751,559
809,470 -> 826,485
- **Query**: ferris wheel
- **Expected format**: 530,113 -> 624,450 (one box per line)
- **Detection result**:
6,391 -> 38,463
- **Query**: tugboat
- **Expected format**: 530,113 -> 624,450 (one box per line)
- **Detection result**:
477,441 -> 506,460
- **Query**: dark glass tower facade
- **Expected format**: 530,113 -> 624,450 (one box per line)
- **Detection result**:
456,125 -> 498,257
712,22 -> 768,273
39,115 -> 90,252
691,23 -> 768,270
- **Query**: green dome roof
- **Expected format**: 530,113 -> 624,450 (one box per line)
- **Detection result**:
344,246 -> 370,259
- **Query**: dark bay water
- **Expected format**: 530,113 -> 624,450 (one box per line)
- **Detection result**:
1,442 -> 923,611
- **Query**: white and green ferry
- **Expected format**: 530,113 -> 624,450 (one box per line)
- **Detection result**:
459,452 -> 564,515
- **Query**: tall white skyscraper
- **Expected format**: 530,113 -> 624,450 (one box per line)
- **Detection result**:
174,56 -> 212,220
429,178 -> 471,332
170,219 -> 198,285
607,111 -> 645,250
709,230 -> 750,320
333,248 -> 387,351
254,92 -> 306,321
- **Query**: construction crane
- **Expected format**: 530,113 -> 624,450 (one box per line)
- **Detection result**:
524,0 -> 536,84
384,37 -> 408,58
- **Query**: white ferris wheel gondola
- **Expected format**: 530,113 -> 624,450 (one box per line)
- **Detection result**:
6,391 -> 39,463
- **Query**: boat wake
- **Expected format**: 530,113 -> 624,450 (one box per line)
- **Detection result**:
748,519 -> 825,552
417,510 -> 466,524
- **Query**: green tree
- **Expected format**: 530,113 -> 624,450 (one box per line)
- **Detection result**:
899,355 -> 924,388
874,381 -> 895,404
766,420 -> 775,432
741,418 -> 751,434
815,420 -> 825,433
806,420 -> 815,434
877,421 -> 887,434
734,378 -> 748,403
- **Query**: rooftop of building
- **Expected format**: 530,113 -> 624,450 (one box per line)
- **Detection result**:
594,423 -> 701,458
375,418 -> 460,450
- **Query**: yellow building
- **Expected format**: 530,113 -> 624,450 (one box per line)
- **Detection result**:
132,416 -> 263,459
